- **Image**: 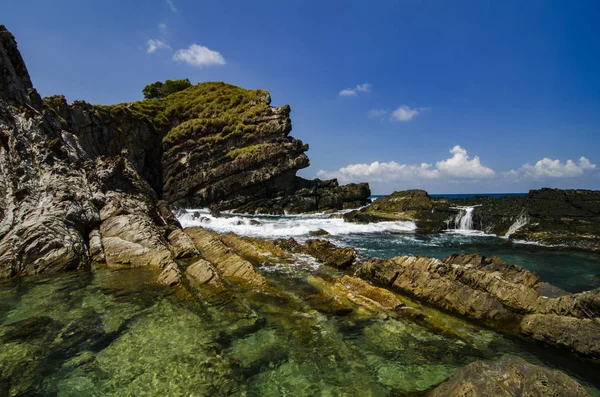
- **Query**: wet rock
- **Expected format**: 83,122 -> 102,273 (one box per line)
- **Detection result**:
274,237 -> 304,253
335,275 -> 405,311
184,227 -> 272,291
219,232 -> 292,265
309,228 -> 330,237
344,190 -> 454,233
520,314 -> 600,358
157,263 -> 182,286
347,188 -> 600,250
359,255 -> 518,327
359,253 -> 600,358
305,239 -> 357,269
166,228 -> 199,259
427,358 -> 590,397
185,258 -> 219,286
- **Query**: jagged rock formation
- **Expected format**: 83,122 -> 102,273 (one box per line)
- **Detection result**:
0,25 -> 194,280
359,253 -> 600,358
44,78 -> 370,215
427,358 -> 590,397
0,25 -> 369,278
345,188 -> 600,250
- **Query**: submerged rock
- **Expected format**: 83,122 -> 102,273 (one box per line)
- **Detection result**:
427,358 -> 590,397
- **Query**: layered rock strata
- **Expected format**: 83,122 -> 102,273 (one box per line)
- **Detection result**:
0,25 -> 369,278
359,253 -> 600,358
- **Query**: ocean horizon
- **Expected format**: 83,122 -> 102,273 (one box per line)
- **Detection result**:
370,192 -> 528,200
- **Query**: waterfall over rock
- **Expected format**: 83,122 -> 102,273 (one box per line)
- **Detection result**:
452,206 -> 477,231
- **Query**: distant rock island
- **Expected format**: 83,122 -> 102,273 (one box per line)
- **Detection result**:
345,188 -> 600,251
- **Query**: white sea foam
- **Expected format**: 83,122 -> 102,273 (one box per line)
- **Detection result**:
177,209 -> 417,238
504,212 -> 529,238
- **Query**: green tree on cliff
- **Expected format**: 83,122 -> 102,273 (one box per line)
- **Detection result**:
142,78 -> 192,99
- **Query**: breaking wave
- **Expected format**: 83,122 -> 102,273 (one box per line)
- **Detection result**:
177,209 -> 417,238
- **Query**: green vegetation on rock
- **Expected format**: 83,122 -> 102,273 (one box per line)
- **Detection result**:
84,81 -> 273,148
142,78 -> 192,100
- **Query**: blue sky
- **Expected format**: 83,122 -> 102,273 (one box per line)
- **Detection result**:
5,0 -> 600,193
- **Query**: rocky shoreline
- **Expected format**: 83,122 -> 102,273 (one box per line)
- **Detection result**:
345,189 -> 600,251
1,24 -> 599,395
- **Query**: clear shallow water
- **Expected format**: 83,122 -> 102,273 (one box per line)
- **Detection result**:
178,209 -> 600,293
1,208 -> 599,395
1,265 -> 599,396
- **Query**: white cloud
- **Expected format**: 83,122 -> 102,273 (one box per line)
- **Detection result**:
317,161 -> 439,183
356,83 -> 372,92
159,23 -> 168,36
339,89 -> 357,97
391,105 -> 425,122
339,83 -> 371,97
166,0 -> 177,12
436,145 -> 495,178
317,145 -> 494,183
173,44 -> 226,67
146,39 -> 170,54
368,109 -> 388,118
520,156 -> 596,179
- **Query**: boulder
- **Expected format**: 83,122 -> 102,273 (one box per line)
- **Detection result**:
309,228 -> 330,237
427,358 -> 590,397
184,227 -> 273,291
305,239 -> 357,269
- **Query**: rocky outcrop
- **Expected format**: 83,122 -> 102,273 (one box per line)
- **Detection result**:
346,188 -> 600,250
183,227 -> 274,291
45,81 -> 370,215
508,188 -> 600,250
304,239 -> 357,269
0,26 -> 193,279
0,25 -> 369,278
359,253 -> 600,358
344,190 -> 457,233
427,358 -> 590,397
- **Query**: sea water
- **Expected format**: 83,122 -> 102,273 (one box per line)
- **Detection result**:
1,204 -> 599,395
178,208 -> 600,293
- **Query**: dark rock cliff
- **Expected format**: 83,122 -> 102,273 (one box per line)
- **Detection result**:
44,78 -> 370,215
0,25 -> 369,277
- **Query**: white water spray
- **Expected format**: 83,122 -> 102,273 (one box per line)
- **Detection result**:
177,208 -> 417,239
504,212 -> 529,238
450,206 -> 479,231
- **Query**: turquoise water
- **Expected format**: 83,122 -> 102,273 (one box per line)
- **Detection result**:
335,232 -> 600,293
